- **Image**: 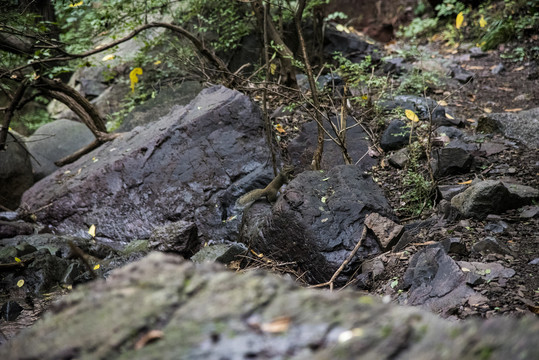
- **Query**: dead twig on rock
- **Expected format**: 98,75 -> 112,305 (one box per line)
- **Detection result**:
310,225 -> 367,291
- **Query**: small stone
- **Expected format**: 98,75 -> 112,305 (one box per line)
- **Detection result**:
1,300 -> 24,321
528,258 -> 539,265
491,63 -> 505,75
472,236 -> 512,256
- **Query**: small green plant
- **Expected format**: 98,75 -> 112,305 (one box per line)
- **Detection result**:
398,142 -> 434,216
397,17 -> 438,40
435,0 -> 467,18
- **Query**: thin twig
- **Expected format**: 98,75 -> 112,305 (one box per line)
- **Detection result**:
310,225 -> 367,291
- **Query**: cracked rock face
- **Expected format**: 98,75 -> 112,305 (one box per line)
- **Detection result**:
21,86 -> 273,246
2,252 -> 537,360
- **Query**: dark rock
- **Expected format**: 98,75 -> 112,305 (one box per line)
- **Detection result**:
402,245 -> 475,314
520,205 -> 539,218
464,271 -> 484,286
392,218 -> 438,252
224,34 -> 262,74
478,107 -> 539,148
491,63 -> 505,74
435,126 -> 463,139
484,221 -> 507,234
430,147 -> 472,179
3,252 -> 538,360
21,86 -> 272,246
117,81 -> 203,132
191,242 -> 248,264
361,257 -> 385,279
503,181 -> 539,204
437,184 -> 467,201
148,220 -> 199,257
450,65 -> 474,83
297,73 -> 344,93
288,117 -> 376,172
26,119 -> 96,181
436,199 -> 461,221
1,301 -> 24,321
388,147 -> 409,169
382,57 -> 408,75
240,165 -> 394,285
471,236 -> 513,256
469,46 -> 487,58
379,95 -> 445,120
0,220 -> 34,239
380,119 -> 412,152
451,180 -> 538,219
0,132 -> 33,210
324,23 -> 381,64
440,237 -> 468,256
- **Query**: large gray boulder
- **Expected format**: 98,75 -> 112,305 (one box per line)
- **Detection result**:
1,252 -> 537,359
240,165 -> 395,285
478,107 -> 539,148
26,119 -> 96,181
21,86 -> 273,246
451,180 -> 539,219
0,132 -> 33,210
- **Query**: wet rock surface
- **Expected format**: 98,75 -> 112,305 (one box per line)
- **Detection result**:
0,132 -> 33,210
240,165 -> 394,285
20,86 -> 272,246
2,252 -> 538,360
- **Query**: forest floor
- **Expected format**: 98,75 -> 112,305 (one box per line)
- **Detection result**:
369,36 -> 539,319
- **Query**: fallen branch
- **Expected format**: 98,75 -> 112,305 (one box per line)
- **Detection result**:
310,225 -> 367,291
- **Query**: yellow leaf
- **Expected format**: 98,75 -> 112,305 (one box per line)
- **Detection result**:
270,63 -> 277,75
129,67 -> 143,93
484,107 -> 492,113
274,124 -> 286,134
361,95 -> 368,100
154,60 -> 161,65
93,264 -> 100,270
336,24 -> 346,32
445,113 -> 454,119
456,12 -> 464,29
88,224 -> 96,237
102,54 -> 115,61
479,15 -> 487,28
405,109 -> 419,122
14,257 -> 21,263
69,1 -> 83,7
458,180 -> 473,185
17,279 -> 24,287
321,196 -> 327,203
438,100 -> 448,106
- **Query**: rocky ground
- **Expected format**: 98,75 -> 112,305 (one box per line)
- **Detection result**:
368,37 -> 539,319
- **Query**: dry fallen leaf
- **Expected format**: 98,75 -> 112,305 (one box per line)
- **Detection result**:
261,317 -> 291,333
134,330 -> 164,350
484,108 -> 492,113
504,108 -> 522,112
458,180 -> 473,185
514,66 -> 525,71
